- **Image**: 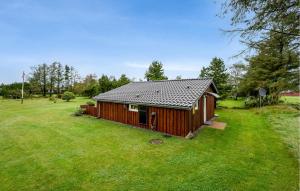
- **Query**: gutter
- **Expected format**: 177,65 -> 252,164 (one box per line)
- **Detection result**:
93,98 -> 193,110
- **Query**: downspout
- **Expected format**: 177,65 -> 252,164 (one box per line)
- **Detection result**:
185,107 -> 194,139
188,109 -> 192,133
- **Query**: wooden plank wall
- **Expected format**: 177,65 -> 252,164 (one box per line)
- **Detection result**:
148,107 -> 189,136
191,97 -> 204,132
99,102 -> 147,129
206,94 -> 215,120
81,105 -> 98,117
97,95 -> 215,136
190,94 -> 215,132
97,101 -> 189,136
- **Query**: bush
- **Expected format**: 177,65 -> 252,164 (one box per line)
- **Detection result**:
86,101 -> 95,106
49,96 -> 57,103
244,95 -> 280,108
73,108 -> 83,116
56,94 -> 62,99
62,91 -> 75,102
31,95 -> 42,98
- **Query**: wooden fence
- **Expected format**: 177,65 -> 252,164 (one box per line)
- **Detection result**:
80,105 -> 98,117
281,92 -> 300,96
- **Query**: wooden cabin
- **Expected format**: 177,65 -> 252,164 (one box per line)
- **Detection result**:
94,78 -> 218,137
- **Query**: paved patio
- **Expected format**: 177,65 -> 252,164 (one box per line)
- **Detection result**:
208,121 -> 227,130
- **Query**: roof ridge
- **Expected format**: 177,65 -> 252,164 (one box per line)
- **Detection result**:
131,78 -> 213,83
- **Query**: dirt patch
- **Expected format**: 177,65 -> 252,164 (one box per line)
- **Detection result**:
209,121 -> 227,130
149,139 -> 164,144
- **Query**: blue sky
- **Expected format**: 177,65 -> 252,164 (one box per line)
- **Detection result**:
0,0 -> 244,83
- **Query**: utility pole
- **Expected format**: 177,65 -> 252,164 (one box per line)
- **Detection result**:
21,71 -> 25,104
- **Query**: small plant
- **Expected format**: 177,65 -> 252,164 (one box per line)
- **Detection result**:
244,95 -> 281,108
62,91 -> 75,102
73,108 -> 83,116
86,101 -> 95,106
49,96 -> 57,103
56,94 -> 62,99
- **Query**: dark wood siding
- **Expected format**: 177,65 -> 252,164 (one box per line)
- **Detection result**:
147,106 -> 189,136
97,102 -> 190,136
206,94 -> 215,120
190,87 -> 216,132
96,86 -> 216,137
191,97 -> 204,132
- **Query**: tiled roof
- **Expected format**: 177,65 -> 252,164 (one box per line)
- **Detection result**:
94,78 -> 217,110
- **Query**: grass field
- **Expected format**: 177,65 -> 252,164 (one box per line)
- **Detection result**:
217,98 -> 245,108
280,96 -> 300,104
0,98 -> 299,190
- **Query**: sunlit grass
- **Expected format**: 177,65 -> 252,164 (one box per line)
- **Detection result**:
0,97 -> 298,190
280,96 -> 300,104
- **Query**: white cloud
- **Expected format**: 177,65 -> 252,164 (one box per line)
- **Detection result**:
125,60 -> 207,72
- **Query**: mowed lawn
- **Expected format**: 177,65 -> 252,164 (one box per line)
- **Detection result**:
0,98 -> 299,190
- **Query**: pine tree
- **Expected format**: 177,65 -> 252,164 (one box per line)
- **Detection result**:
117,74 -> 131,87
199,67 -> 209,78
145,61 -> 168,81
56,62 -> 63,96
48,62 -> 57,96
41,63 -> 48,97
64,65 -> 70,91
239,31 -> 299,100
229,63 -> 247,98
199,57 -> 230,96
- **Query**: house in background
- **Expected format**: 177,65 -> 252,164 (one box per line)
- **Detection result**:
94,78 -> 218,137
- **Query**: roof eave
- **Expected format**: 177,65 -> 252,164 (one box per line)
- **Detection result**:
94,99 -> 192,110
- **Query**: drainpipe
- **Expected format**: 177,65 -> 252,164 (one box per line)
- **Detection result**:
185,108 -> 194,139
188,108 -> 192,133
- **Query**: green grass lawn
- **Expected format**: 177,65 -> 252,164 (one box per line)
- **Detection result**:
260,105 -> 300,161
217,98 -> 245,108
280,96 -> 300,104
0,98 -> 299,190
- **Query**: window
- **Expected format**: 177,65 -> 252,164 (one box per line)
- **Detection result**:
129,104 -> 138,112
194,100 -> 199,110
139,106 -> 147,124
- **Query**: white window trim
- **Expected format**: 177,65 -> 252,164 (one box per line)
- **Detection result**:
129,104 -> 139,112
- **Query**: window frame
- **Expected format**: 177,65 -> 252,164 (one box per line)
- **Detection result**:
129,104 -> 139,112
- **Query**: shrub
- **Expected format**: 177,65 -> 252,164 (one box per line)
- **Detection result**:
244,95 -> 280,108
62,91 -> 75,102
86,101 -> 95,106
49,96 -> 57,103
56,94 -> 62,99
73,108 -> 83,116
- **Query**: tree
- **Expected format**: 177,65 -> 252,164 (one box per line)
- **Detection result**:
29,65 -> 43,95
175,75 -> 182,80
48,62 -> 57,96
98,74 -> 113,93
56,62 -> 63,96
229,63 -> 247,98
82,74 -> 99,97
145,61 -> 168,81
199,67 -> 210,78
64,65 -> 70,91
41,63 -> 48,97
0,82 -> 31,99
239,31 -> 299,101
221,0 -> 300,101
117,74 -> 131,87
199,57 -> 230,96
222,0 -> 299,52
69,66 -> 79,91
62,91 -> 75,102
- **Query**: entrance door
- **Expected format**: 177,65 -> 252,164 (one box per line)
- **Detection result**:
203,96 -> 207,122
139,106 -> 147,126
